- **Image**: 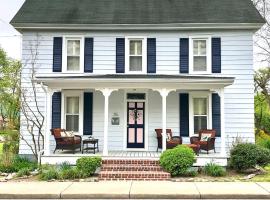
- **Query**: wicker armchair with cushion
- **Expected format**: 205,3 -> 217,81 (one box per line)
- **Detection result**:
51,128 -> 82,154
155,129 -> 182,152
190,129 -> 216,154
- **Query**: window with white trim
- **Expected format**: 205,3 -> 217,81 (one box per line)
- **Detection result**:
193,98 -> 208,134
65,96 -> 79,132
190,37 -> 211,73
64,37 -> 83,72
126,38 -> 146,73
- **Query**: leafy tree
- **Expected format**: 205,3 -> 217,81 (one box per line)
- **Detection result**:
0,48 -> 21,129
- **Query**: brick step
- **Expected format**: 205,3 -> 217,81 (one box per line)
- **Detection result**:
98,171 -> 171,181
102,159 -> 159,165
101,164 -> 164,171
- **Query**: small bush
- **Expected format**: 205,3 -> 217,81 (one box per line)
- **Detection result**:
258,139 -> 270,150
60,168 -> 83,180
76,157 -> 102,176
12,156 -> 37,171
229,143 -> 270,172
203,163 -> 226,177
159,145 -> 196,176
2,130 -> 19,155
17,168 -> 31,177
59,161 -> 72,171
256,146 -> 270,166
39,167 -> 60,181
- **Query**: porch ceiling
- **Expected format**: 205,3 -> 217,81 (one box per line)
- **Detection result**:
35,74 -> 234,90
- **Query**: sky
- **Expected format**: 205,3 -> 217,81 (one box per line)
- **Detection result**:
0,0 -> 266,69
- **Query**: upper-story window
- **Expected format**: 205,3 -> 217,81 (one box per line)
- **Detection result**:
125,37 -> 146,73
63,37 -> 84,73
189,37 -> 211,74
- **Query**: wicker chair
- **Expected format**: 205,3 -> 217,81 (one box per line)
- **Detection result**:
51,128 -> 82,154
190,129 -> 216,154
155,129 -> 182,152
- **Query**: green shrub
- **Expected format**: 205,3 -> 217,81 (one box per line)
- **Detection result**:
258,139 -> 270,150
229,143 -> 270,172
203,163 -> 226,177
12,156 -> 37,171
59,161 -> 72,171
159,145 -> 196,176
76,157 -> 102,176
2,130 -> 19,155
256,146 -> 270,166
17,168 -> 31,177
60,167 -> 83,180
39,167 -> 60,181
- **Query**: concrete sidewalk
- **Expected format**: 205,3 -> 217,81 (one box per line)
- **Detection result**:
0,181 -> 269,199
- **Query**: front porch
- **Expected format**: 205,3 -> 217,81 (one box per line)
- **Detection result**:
41,151 -> 228,166
37,74 -> 234,166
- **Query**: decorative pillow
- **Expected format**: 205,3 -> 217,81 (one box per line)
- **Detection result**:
166,133 -> 172,141
200,133 -> 212,141
65,131 -> 74,137
60,131 -> 67,137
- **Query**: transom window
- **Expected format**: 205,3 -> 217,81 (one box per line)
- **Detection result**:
126,37 -> 146,73
193,98 -> 208,134
65,96 -> 79,132
190,37 -> 211,74
64,37 -> 83,72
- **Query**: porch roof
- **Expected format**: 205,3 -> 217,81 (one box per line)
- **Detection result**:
35,74 -> 234,90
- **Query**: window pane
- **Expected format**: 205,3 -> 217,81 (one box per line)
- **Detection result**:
67,56 -> 80,71
194,98 -> 207,115
194,116 -> 207,134
193,56 -> 207,71
66,115 -> 79,132
193,40 -> 206,55
130,56 -> 142,71
130,40 -> 142,55
66,97 -> 79,114
67,40 -> 80,56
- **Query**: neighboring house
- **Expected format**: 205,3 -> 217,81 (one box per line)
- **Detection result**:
11,0 -> 264,166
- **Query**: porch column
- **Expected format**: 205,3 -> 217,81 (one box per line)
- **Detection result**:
44,88 -> 53,156
155,89 -> 175,152
219,88 -> 226,156
99,88 -> 117,156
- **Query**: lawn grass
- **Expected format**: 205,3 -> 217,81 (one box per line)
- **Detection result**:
251,165 -> 270,182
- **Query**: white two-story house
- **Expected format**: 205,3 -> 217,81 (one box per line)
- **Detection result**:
11,0 -> 264,166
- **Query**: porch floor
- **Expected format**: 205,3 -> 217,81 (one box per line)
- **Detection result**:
53,150 -> 161,158
43,150 -> 228,166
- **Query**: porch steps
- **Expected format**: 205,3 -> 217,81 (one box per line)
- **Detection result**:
98,159 -> 171,181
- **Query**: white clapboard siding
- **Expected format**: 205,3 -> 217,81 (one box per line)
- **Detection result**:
19,30 -> 255,155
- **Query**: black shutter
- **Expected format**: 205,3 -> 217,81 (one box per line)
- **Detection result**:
52,92 -> 61,129
180,93 -> 189,137
83,92 -> 93,135
53,37 -> 62,72
116,38 -> 125,73
84,38 -> 93,73
180,38 -> 189,73
147,38 -> 156,73
212,38 -> 221,73
212,93 -> 221,137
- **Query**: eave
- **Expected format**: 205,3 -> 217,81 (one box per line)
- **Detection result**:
35,74 -> 235,90
12,23 -> 265,32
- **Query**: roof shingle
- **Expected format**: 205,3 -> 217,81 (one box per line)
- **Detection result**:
11,0 -> 264,25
